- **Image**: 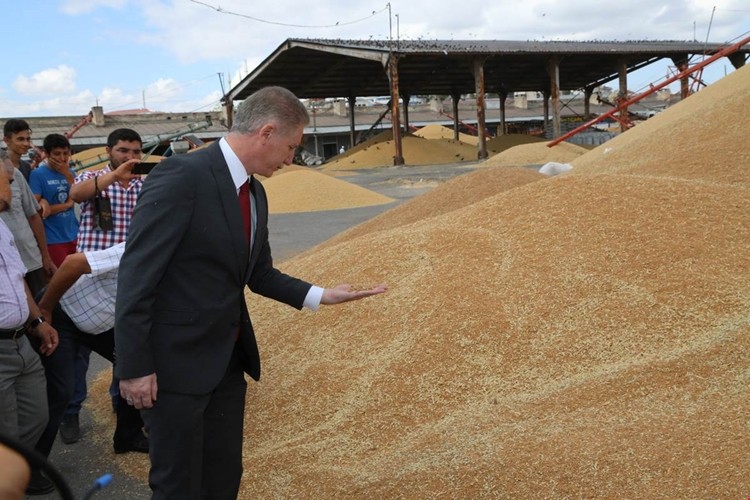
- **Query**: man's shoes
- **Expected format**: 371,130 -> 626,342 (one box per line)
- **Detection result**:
26,469 -> 55,495
114,433 -> 149,454
59,413 -> 80,444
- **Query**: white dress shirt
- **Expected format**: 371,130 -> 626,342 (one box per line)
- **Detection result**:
218,138 -> 323,310
0,219 -> 29,329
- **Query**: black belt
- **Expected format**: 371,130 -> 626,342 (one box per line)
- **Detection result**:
0,325 -> 26,340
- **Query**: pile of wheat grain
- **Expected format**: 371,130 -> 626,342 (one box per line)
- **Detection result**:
322,135 -> 479,170
90,65 -> 750,499
235,65 -> 750,498
260,169 -> 394,213
481,140 -> 589,168
486,133 -> 545,155
414,124 -> 479,145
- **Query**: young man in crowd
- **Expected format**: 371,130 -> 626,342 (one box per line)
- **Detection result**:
0,149 -> 56,296
57,128 -> 145,445
3,119 -> 34,181
29,134 -> 79,267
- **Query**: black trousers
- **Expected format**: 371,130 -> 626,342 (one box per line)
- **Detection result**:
30,303 -> 144,458
142,346 -> 247,500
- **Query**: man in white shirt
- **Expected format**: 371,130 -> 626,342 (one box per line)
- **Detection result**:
33,242 -> 148,462
0,214 -> 59,495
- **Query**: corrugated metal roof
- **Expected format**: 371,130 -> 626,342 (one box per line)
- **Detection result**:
228,38 -> 748,101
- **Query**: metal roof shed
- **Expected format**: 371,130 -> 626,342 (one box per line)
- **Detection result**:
225,38 -> 748,164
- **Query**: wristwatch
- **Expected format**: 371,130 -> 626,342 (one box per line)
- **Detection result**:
27,316 -> 46,330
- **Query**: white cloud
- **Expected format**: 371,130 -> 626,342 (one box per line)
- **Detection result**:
0,90 -> 97,117
3,0 -> 748,117
61,0 -> 126,15
13,65 -> 78,95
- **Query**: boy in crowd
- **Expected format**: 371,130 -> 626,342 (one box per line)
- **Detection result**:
0,148 -> 55,296
30,134 -> 79,267
3,119 -> 34,181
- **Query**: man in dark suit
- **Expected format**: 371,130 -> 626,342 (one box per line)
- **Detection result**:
114,86 -> 386,499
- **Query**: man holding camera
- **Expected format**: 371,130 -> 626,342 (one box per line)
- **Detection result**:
58,128 -> 147,446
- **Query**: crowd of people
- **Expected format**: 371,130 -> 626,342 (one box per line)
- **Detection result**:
0,86 -> 386,499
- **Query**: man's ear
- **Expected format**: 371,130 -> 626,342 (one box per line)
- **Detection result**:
259,124 -> 275,143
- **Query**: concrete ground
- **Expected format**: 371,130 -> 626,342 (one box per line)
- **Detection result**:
31,162 -> 480,499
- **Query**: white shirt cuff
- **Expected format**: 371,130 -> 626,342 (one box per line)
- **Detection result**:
303,286 -> 324,311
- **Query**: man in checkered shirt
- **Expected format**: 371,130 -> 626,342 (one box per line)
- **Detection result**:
70,128 -> 145,252
63,128 -> 146,447
32,241 -> 149,459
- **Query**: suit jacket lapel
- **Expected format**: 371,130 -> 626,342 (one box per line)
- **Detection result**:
245,176 -> 267,282
207,143 -> 249,282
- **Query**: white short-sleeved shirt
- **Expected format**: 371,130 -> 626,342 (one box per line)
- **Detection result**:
60,242 -> 124,334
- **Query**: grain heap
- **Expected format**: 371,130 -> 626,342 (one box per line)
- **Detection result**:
323,134 -> 478,170
414,123 -> 479,145
260,168 -> 394,214
91,65 -> 750,498
481,140 -> 589,168
486,132 -> 545,155
309,166 -> 545,253
237,65 -> 750,497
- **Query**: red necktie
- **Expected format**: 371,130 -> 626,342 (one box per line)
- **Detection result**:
238,180 -> 251,245
237,180 -> 251,341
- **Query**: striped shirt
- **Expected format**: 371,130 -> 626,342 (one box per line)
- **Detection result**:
75,165 -> 143,251
0,219 -> 29,329
60,242 -> 124,334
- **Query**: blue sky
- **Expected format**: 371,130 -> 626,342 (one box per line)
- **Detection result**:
2,0 -> 748,118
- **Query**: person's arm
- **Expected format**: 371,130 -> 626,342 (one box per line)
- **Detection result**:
70,160 -> 139,202
37,253 -> 91,321
26,213 -> 56,276
115,163 -> 193,409
23,280 -> 58,356
0,443 -> 30,500
320,284 -> 388,304
33,194 -> 73,217
28,170 -> 51,218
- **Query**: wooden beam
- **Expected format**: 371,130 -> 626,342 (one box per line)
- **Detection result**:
473,58 -> 488,160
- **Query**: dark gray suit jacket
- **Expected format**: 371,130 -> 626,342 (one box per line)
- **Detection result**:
114,142 -> 312,394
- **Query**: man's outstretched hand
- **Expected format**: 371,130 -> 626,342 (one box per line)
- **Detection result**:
321,284 -> 388,305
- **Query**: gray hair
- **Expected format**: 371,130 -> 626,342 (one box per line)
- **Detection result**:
231,86 -> 309,136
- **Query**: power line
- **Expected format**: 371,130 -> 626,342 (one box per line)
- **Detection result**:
190,0 -> 388,28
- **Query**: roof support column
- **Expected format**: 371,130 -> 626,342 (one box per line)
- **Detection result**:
584,86 -> 594,120
671,54 -> 690,99
402,94 -> 410,133
387,53 -> 404,165
498,91 -> 508,135
451,92 -> 461,141
617,59 -> 629,132
223,99 -> 234,130
546,57 -> 561,138
542,90 -> 550,137
472,58 -> 488,160
347,93 -> 356,148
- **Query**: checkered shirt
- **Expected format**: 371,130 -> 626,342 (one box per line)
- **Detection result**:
75,165 -> 143,252
59,242 -> 124,334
